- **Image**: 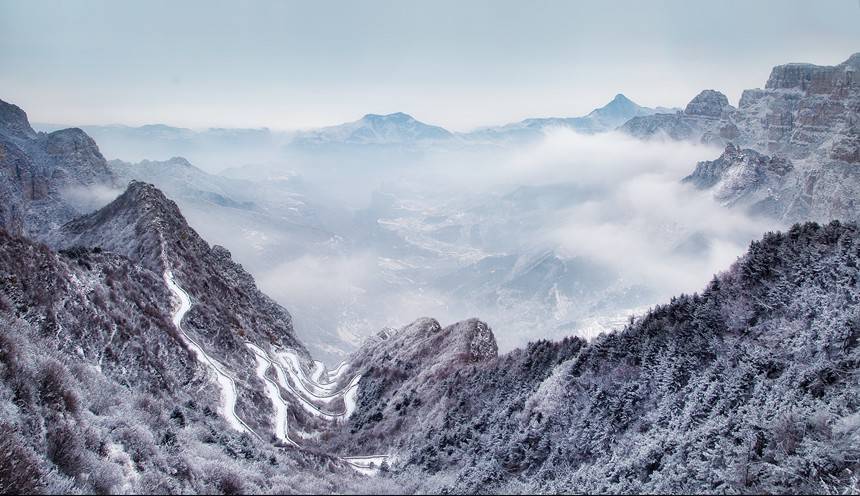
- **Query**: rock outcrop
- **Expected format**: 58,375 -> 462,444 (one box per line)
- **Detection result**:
0,99 -> 117,239
683,144 -> 794,212
684,89 -> 734,118
622,53 -> 860,223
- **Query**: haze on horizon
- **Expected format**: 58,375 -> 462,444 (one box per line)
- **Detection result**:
1,0 -> 858,131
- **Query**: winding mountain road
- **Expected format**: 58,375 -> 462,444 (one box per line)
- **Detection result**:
164,270 -> 389,474
164,271 -> 256,436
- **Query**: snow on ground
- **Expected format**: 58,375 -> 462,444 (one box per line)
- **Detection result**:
341,455 -> 393,476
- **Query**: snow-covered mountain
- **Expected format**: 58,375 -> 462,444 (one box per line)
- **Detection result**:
34,95 -> 677,172
0,99 -> 118,240
0,103 -> 402,492
325,221 -> 860,493
624,53 -> 860,223
291,112 -> 454,147
464,94 -> 678,143
2,52 -> 860,495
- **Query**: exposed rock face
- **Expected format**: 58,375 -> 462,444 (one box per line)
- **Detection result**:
0,99 -> 37,140
683,144 -> 794,212
463,319 -> 498,361
684,89 -> 733,118
349,317 -> 498,374
619,111 -> 696,141
321,316 -> 500,457
765,53 -> 860,95
623,54 -> 860,223
0,99 -> 117,239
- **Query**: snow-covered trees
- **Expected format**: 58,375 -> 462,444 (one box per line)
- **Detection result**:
327,221 -> 860,494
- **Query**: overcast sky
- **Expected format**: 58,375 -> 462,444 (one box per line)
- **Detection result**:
1,0 -> 858,131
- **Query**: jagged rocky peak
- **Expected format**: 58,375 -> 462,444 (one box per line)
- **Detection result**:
683,142 -> 794,211
684,89 -> 732,117
115,179 -> 182,211
99,179 -> 182,219
0,98 -> 117,240
349,317 -> 498,379
685,142 -> 792,187
458,318 -> 498,362
0,98 -> 37,140
56,179 -> 304,358
765,52 -> 860,94
43,127 -> 112,177
401,317 -> 498,363
54,180 -> 186,272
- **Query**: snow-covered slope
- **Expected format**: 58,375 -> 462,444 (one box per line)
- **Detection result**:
327,221 -> 860,494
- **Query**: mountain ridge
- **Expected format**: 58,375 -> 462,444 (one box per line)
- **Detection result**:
326,221 -> 860,493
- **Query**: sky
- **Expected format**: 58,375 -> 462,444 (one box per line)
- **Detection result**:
1,0 -> 858,131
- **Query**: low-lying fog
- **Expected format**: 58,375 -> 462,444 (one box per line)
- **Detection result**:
77,127 -> 782,364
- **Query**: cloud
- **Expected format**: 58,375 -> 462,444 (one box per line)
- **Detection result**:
167,126 -> 784,360
60,184 -> 124,214
488,129 -> 778,297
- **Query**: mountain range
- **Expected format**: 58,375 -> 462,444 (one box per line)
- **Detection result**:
34,93 -> 676,169
464,93 -> 677,143
2,52 -> 860,494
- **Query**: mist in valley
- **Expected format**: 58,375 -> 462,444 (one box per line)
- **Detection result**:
83,123 -> 782,364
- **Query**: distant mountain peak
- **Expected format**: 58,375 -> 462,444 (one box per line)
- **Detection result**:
164,156 -> 194,167
588,93 -> 642,119
362,112 -> 415,122
293,111 -> 453,145
610,93 -> 634,105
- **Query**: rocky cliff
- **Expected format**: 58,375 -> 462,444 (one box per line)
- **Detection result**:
0,99 -> 117,240
622,53 -> 860,223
